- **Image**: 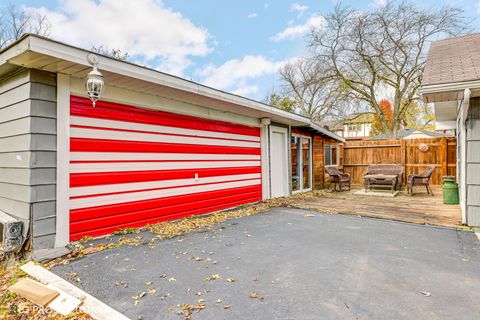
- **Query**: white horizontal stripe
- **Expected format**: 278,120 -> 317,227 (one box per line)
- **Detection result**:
70,173 -> 261,197
69,179 -> 261,210
71,116 -> 260,142
71,152 -> 260,161
71,127 -> 260,148
70,161 -> 261,173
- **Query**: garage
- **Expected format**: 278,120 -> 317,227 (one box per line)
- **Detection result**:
68,96 -> 262,240
0,35 -> 343,249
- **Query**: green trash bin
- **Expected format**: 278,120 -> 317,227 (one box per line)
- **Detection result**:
442,176 -> 459,205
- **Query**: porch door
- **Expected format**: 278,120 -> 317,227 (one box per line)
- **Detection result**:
269,126 -> 289,198
291,134 -> 312,193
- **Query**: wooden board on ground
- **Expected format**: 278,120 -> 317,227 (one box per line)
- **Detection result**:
9,277 -> 59,306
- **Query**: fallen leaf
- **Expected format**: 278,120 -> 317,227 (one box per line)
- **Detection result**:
147,288 -> 157,295
226,278 -> 236,283
205,274 -> 221,281
249,291 -> 258,299
216,299 -> 222,304
304,214 -> 316,217
420,291 -> 431,297
223,304 -> 231,309
145,281 -> 153,286
168,277 -> 176,282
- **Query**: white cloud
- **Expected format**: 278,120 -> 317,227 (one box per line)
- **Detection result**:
271,15 -> 325,41
232,85 -> 259,96
25,0 -> 210,76
195,55 -> 288,97
291,3 -> 308,14
371,0 -> 387,8
247,12 -> 258,19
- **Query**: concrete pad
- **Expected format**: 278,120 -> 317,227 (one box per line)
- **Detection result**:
354,189 -> 399,197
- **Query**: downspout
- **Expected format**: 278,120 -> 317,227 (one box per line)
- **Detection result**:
460,88 -> 470,224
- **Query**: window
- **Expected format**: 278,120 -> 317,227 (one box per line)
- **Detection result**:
291,134 -> 312,192
325,145 -> 339,166
347,124 -> 361,132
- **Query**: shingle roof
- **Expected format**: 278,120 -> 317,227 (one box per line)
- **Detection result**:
423,33 -> 480,86
368,128 -> 445,140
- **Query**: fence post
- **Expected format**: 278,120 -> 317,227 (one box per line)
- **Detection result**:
400,139 -> 407,183
441,137 -> 448,179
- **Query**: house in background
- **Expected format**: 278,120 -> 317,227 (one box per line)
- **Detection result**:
331,112 -> 374,140
0,34 -> 343,252
420,33 -> 480,227
368,128 -> 446,140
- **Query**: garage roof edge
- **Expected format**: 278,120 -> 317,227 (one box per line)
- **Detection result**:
0,34 -> 344,142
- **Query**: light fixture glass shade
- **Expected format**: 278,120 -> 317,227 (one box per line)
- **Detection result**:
85,66 -> 105,107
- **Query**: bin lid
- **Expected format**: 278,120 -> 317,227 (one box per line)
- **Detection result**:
443,176 -> 456,182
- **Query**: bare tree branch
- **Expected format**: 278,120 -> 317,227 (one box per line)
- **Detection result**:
0,4 -> 51,50
308,1 -> 469,137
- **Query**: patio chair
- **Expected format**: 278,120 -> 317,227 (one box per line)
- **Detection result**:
407,166 -> 435,195
325,165 -> 351,191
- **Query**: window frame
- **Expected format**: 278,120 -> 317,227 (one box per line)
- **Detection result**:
324,144 -> 339,166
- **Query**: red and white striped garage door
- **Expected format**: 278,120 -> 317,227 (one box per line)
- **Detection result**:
69,96 -> 262,241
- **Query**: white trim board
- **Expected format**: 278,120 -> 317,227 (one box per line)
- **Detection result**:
55,73 -> 70,247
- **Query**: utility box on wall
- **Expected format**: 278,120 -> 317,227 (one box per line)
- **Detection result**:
0,210 -> 24,252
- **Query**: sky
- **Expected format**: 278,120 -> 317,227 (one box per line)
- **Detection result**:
4,0 -> 480,101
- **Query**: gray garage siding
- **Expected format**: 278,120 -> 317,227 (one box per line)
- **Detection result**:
0,69 -> 57,249
466,98 -> 480,226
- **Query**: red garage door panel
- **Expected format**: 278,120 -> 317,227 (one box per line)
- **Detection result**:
69,96 -> 262,241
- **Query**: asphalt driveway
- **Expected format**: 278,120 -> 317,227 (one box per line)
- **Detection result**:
51,207 -> 480,320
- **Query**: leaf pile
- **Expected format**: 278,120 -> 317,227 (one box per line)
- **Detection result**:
147,203 -> 270,239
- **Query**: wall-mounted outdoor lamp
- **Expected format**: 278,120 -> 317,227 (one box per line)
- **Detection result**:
85,53 -> 105,107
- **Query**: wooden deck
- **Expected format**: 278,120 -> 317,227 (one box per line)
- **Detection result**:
278,187 -> 462,228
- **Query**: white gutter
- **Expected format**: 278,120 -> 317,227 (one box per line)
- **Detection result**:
460,88 -> 470,224
419,80 -> 480,97
462,88 -> 471,123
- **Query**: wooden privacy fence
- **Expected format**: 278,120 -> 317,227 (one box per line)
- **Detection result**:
342,137 -> 456,185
